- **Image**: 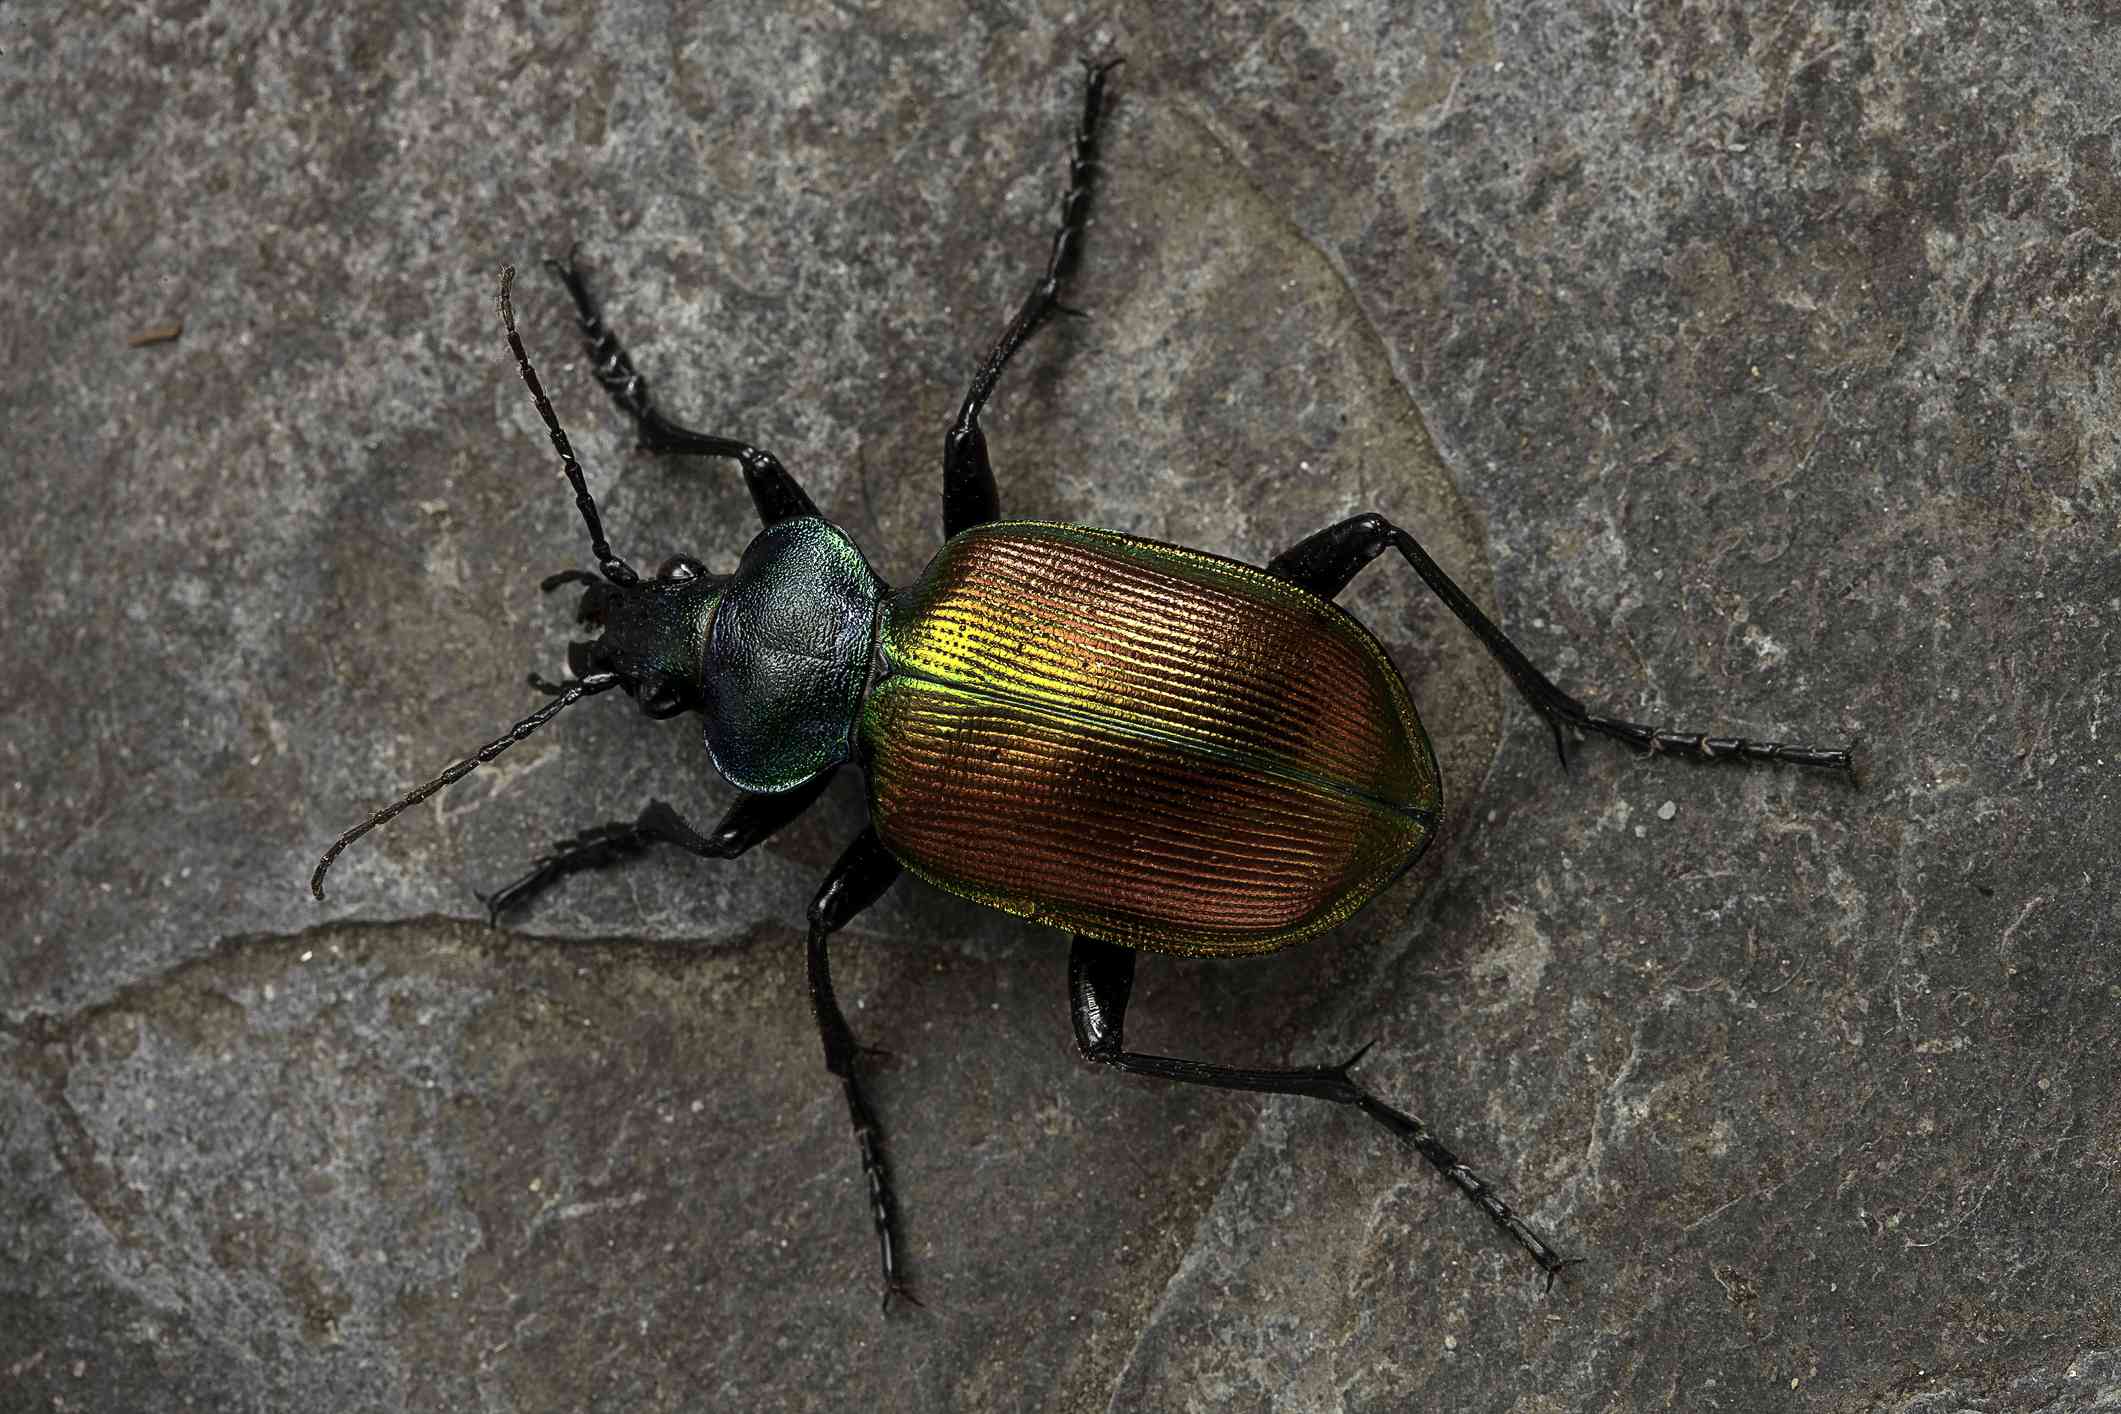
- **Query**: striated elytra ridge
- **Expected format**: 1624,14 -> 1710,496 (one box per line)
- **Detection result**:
862,522 -> 1441,956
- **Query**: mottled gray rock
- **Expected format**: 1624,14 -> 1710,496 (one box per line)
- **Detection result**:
4,2 -> 2114,1410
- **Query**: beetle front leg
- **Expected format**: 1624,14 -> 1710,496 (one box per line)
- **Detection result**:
1069,935 -> 1579,1286
544,250 -> 820,526
807,828 -> 913,1309
481,772 -> 837,922
1267,513 -> 1857,774
940,57 -> 1122,537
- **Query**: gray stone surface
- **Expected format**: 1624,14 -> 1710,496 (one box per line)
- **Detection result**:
4,1 -> 2115,1410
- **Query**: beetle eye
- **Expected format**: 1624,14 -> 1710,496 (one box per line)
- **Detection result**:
658,554 -> 705,582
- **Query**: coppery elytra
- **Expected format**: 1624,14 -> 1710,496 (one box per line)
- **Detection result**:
311,60 -> 1854,1308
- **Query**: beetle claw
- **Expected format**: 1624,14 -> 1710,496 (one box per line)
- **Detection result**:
1540,1253 -> 1588,1294
1842,734 -> 1868,789
544,241 -> 582,283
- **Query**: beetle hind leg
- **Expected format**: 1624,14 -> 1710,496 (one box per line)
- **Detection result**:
1069,936 -> 1579,1285
1267,513 -> 1857,775
941,56 -> 1123,538
543,250 -> 819,526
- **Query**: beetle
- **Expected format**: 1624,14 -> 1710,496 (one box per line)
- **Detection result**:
311,60 -> 1853,1304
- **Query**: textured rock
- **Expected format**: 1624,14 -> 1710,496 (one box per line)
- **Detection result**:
4,2 -> 2114,1410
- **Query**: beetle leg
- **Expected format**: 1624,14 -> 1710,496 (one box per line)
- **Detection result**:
1268,513 -> 1858,775
1068,935 -> 1580,1286
480,773 -> 836,923
941,57 -> 1124,538
805,828 -> 914,1309
543,249 -> 820,526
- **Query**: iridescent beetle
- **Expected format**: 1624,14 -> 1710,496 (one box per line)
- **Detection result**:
312,61 -> 1853,1303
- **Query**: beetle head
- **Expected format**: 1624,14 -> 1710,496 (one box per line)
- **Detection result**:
559,554 -> 725,720
309,269 -> 732,904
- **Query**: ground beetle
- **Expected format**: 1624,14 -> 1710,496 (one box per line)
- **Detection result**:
312,61 -> 1854,1304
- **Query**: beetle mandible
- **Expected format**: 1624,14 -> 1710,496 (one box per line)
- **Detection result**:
311,60 -> 1853,1304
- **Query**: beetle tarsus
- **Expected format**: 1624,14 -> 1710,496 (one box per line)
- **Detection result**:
544,250 -> 654,425
939,54 -> 1122,538
541,252 -> 822,526
484,781 -> 837,920
1350,1090 -> 1579,1281
845,1074 -> 915,1312
480,819 -> 655,923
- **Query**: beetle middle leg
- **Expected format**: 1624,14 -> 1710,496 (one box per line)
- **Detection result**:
941,56 -> 1122,537
1069,935 -> 1579,1284
1268,513 -> 1856,773
481,772 -> 837,921
806,828 -> 914,1308
543,250 -> 819,526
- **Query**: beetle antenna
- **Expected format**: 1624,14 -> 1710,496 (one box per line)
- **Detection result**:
311,671 -> 623,900
496,266 -> 640,587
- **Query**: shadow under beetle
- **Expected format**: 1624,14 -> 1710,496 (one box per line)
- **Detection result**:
312,60 -> 1854,1305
